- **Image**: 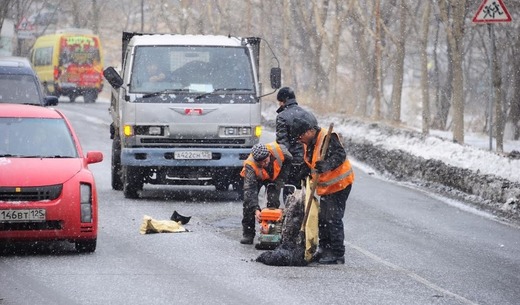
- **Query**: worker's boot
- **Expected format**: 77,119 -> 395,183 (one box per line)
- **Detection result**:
240,235 -> 254,244
318,254 -> 345,265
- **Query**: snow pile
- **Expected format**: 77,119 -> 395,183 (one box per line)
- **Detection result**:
261,103 -> 520,220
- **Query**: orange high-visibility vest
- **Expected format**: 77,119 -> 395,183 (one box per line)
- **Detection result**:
303,128 -> 354,196
240,142 -> 285,181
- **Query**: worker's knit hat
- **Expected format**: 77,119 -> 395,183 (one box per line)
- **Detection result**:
252,143 -> 269,161
291,116 -> 315,139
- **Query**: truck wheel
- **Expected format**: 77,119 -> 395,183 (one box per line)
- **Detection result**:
84,90 -> 98,103
232,178 -> 244,200
111,137 -> 123,190
69,94 -> 78,103
123,166 -> 143,199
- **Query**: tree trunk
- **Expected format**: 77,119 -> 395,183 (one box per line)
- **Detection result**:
509,40 -> 520,140
374,0 -> 382,120
489,26 -> 504,152
390,0 -> 406,125
420,1 -> 431,135
437,0 -> 467,144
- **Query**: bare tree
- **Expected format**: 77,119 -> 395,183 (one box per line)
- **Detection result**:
420,0 -> 432,135
389,0 -> 408,125
437,0 -> 468,144
0,0 -> 14,34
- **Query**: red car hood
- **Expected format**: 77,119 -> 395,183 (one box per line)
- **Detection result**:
0,158 -> 83,187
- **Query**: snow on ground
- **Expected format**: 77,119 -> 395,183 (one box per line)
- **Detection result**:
262,103 -> 520,184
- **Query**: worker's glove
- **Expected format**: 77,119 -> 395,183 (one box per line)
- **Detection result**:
255,209 -> 261,223
315,160 -> 329,174
298,164 -> 311,180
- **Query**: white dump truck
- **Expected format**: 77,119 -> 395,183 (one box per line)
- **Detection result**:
103,32 -> 281,199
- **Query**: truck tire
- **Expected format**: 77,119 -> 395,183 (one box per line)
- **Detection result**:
84,90 -> 98,103
123,166 -> 143,199
111,137 -> 123,190
232,178 -> 244,200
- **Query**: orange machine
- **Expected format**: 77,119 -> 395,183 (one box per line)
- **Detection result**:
255,208 -> 283,250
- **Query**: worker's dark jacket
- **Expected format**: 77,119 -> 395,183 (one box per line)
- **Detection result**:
240,143 -> 292,236
240,142 -> 292,211
276,98 -> 317,163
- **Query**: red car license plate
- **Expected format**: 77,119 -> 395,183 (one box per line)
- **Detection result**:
0,209 -> 46,222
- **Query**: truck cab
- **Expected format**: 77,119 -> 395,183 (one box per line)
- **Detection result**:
104,32 -> 281,199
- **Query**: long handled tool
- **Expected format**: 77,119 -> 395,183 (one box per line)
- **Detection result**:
298,122 -> 334,245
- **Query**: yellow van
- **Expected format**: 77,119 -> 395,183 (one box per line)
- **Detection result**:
30,29 -> 104,103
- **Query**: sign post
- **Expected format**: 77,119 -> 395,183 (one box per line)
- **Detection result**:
472,0 -> 512,151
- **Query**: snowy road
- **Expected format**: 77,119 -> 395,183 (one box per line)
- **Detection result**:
0,100 -> 519,305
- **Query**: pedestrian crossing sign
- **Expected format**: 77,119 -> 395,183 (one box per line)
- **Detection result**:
472,0 -> 512,23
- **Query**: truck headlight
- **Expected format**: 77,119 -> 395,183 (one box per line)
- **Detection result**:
123,125 -> 133,137
255,125 -> 262,137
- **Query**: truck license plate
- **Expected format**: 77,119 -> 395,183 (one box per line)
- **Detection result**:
0,209 -> 46,222
174,151 -> 212,160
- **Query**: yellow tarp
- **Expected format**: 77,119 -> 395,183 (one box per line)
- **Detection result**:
139,215 -> 187,234
304,177 -> 319,262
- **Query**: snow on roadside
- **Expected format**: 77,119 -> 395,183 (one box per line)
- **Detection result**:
330,118 -> 520,184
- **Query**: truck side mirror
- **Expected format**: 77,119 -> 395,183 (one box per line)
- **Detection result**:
103,67 -> 124,89
270,67 -> 281,89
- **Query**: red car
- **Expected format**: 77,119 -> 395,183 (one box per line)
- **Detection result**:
0,104 -> 103,253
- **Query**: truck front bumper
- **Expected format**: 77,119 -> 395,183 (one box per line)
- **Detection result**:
121,147 -> 250,167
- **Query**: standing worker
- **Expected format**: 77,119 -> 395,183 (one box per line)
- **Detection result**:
275,87 -> 318,191
292,117 -> 354,264
239,142 -> 293,244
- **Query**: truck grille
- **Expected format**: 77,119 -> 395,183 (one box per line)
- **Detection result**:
0,185 -> 63,202
141,138 -> 246,145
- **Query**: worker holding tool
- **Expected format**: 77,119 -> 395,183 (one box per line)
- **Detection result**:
275,87 -> 318,191
292,117 -> 354,264
239,142 -> 293,244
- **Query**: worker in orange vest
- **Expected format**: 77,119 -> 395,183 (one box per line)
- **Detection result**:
239,142 -> 292,244
292,117 -> 354,264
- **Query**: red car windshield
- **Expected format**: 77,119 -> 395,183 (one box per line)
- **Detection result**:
0,117 -> 78,158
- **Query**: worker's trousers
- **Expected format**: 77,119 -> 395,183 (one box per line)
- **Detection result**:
318,184 -> 352,257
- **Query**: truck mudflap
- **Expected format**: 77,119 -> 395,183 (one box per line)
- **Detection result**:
120,147 -> 250,167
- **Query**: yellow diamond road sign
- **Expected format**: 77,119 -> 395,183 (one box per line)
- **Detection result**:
473,0 -> 512,23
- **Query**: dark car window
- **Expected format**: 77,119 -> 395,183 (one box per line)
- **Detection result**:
0,74 -> 41,104
0,117 -> 78,158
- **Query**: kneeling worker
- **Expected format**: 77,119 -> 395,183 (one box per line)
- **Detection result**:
293,118 -> 354,264
239,142 -> 292,244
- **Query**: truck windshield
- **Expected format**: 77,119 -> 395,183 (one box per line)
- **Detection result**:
130,46 -> 255,97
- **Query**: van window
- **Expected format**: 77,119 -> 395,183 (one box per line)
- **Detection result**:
59,36 -> 101,66
129,46 -> 254,98
34,47 -> 53,66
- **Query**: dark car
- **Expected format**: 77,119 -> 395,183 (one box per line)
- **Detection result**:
0,56 -> 58,106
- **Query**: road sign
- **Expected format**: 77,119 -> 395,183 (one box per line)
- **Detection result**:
16,17 -> 34,31
473,0 -> 512,23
